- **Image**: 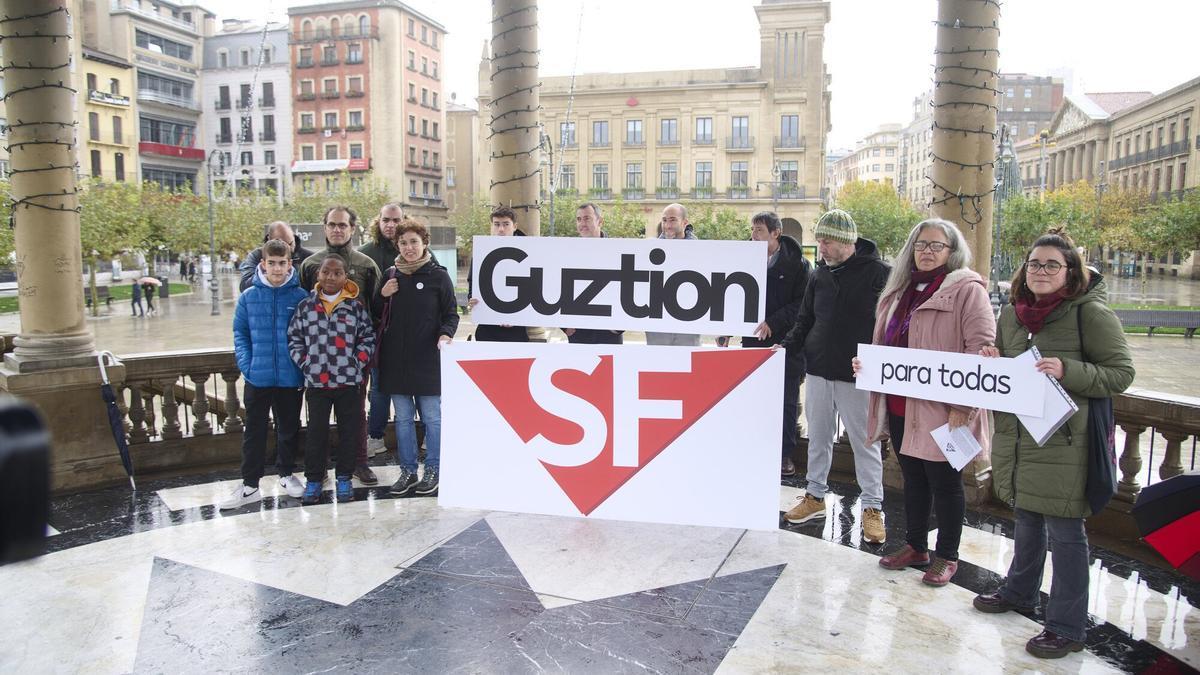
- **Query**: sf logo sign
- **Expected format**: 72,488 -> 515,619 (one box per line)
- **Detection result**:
452,346 -> 777,518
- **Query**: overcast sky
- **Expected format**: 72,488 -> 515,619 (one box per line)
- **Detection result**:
202,0 -> 1199,149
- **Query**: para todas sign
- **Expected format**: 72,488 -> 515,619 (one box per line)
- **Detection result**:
855,344 -> 1044,416
440,342 -> 783,530
470,236 -> 767,336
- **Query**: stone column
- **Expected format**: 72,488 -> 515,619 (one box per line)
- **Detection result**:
930,0 -> 999,278
2,0 -> 95,371
488,0 -> 540,236
1085,141 -> 1096,182
1065,147 -> 1075,184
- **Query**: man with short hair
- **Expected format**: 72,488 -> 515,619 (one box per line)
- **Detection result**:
563,202 -> 623,345
645,203 -> 701,347
779,209 -> 891,543
239,221 -> 315,291
299,206 -> 382,486
467,206 -> 530,342
361,203 -> 405,457
720,211 -> 811,476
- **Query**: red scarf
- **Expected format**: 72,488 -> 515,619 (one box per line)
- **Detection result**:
1015,291 -> 1067,334
884,266 -> 947,417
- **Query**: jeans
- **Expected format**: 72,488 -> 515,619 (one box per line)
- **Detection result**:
392,394 -> 441,472
891,414 -> 965,560
131,297 -> 144,316
303,387 -> 360,482
1000,508 -> 1090,642
366,368 -> 391,439
240,383 -> 303,487
804,374 -> 883,509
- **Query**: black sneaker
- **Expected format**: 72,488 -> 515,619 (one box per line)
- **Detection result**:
414,467 -> 439,495
390,467 -> 417,496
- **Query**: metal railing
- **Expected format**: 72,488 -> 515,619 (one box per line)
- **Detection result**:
137,90 -> 198,111
774,135 -> 805,150
724,136 -> 754,151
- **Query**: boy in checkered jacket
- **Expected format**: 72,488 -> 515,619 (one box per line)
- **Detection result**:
287,254 -> 376,505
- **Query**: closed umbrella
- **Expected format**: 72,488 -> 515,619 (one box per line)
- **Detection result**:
98,352 -> 136,490
1132,471 -> 1199,579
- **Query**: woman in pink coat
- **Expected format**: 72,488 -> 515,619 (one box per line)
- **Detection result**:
854,218 -> 996,586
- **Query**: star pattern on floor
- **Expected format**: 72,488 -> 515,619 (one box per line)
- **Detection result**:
135,519 -> 784,672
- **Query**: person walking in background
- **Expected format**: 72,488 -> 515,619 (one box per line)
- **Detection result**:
288,254 -> 376,506
130,278 -> 144,317
374,220 -> 459,497
973,228 -> 1134,659
779,209 -> 890,543
142,281 -> 157,316
718,211 -> 810,476
220,239 -> 310,510
855,218 -> 996,587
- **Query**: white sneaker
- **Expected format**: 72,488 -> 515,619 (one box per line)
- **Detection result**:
218,484 -> 261,510
366,436 -> 386,458
278,475 -> 304,499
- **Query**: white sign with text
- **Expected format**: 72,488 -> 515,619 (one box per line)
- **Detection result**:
470,236 -> 767,336
854,344 -> 1045,416
440,342 -> 783,530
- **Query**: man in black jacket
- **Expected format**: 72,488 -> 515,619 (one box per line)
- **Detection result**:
779,209 -> 890,544
238,221 -> 315,292
720,211 -> 810,476
467,206 -> 531,342
563,202 -> 623,345
360,203 -> 404,457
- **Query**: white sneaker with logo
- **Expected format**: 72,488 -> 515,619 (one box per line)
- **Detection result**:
218,484 -> 261,510
278,475 -> 305,499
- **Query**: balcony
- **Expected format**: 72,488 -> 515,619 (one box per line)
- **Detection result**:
138,141 -> 205,161
289,26 -> 380,43
258,97 -> 275,109
407,194 -> 444,207
407,96 -> 418,104
88,89 -> 131,107
110,0 -> 197,33
589,139 -> 610,148
346,57 -> 364,65
622,138 -> 646,148
345,125 -> 365,132
778,186 -> 806,199
774,135 -> 806,151
296,92 -> 316,102
693,136 -> 715,146
560,140 -> 578,149
297,126 -> 317,135
321,126 -> 341,134
259,132 -> 276,143
296,59 -> 314,69
236,133 -> 254,143
658,137 -> 680,147
345,89 -> 365,98
321,91 -> 340,99
689,187 -> 715,200
655,187 -> 680,199
588,188 -> 612,200
727,186 -> 752,199
236,98 -> 253,110
622,188 -> 645,200
321,58 -> 340,67
214,133 -> 232,145
137,90 -> 198,111
725,136 -> 755,152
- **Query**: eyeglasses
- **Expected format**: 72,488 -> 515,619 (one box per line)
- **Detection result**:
914,241 -> 952,252
1025,260 -> 1066,274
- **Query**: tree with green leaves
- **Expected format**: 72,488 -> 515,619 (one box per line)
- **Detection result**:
0,178 -> 13,264
79,179 -> 149,315
833,181 -> 923,256
684,201 -> 748,241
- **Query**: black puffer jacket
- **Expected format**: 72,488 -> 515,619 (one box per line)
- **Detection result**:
467,229 -> 529,342
372,259 -> 460,396
743,234 -> 810,350
781,237 -> 890,382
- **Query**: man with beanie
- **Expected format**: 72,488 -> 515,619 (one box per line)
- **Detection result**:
779,208 -> 891,543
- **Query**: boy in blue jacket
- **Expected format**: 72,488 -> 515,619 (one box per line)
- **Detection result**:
220,239 -> 310,510
288,254 -> 375,505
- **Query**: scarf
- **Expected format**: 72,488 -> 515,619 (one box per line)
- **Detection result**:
394,250 -> 431,276
1014,290 -> 1067,334
883,266 -> 947,418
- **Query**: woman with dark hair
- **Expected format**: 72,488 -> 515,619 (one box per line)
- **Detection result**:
374,219 -> 459,498
973,228 -> 1134,659
856,218 -> 995,587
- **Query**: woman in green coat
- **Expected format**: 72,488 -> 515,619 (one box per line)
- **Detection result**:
972,229 -> 1134,660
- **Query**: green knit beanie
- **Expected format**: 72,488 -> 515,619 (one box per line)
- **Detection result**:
815,209 -> 858,244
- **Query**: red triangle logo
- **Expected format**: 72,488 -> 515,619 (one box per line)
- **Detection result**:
459,349 -> 774,516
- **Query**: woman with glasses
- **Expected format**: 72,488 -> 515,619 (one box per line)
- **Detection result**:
973,228 -> 1133,660
855,218 -> 995,586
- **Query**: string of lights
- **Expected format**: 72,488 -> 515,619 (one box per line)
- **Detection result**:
933,19 -> 998,31
3,119 -> 76,130
5,139 -> 75,153
932,78 -> 1001,94
2,81 -> 76,101
0,61 -> 70,71
490,168 -> 542,189
489,82 -> 541,108
933,46 -> 999,56
930,153 -> 996,171
5,163 -> 78,175
493,22 -> 535,42
487,123 -> 541,140
0,7 -> 69,23
490,63 -> 537,80
491,5 -> 535,24
932,120 -> 998,138
489,105 -> 541,125
930,100 -> 998,111
933,64 -> 1000,77
492,47 -> 540,60
490,145 -> 541,160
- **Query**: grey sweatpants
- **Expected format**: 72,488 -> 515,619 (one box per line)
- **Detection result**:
645,332 -> 701,346
804,374 -> 883,509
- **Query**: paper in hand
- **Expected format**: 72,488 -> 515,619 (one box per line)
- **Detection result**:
1014,347 -> 1079,446
930,423 -> 984,471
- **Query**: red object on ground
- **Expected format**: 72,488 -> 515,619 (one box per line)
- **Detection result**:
1143,508 -> 1200,568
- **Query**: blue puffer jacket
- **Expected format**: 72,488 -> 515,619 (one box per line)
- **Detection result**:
234,267 -> 309,388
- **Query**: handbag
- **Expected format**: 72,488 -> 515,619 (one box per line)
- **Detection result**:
368,268 -> 397,370
1079,305 -> 1118,516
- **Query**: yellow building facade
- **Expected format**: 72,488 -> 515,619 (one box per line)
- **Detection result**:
77,47 -> 138,183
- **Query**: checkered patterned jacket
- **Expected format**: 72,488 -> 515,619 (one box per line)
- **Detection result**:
287,289 -> 376,389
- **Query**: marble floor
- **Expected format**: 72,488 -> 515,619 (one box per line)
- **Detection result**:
1,469 -> 1196,674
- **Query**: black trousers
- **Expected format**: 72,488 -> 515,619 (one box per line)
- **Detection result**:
782,355 -> 803,458
240,382 -> 303,487
304,387 -> 360,482
890,413 -> 965,560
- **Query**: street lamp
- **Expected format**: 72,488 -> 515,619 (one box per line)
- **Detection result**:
206,150 -> 225,316
755,163 -> 786,217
